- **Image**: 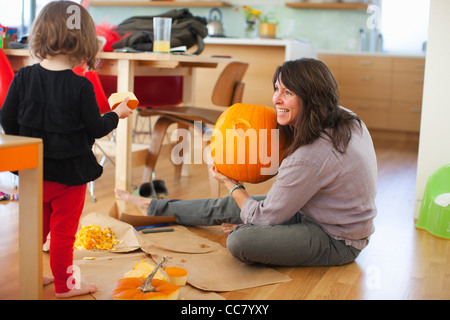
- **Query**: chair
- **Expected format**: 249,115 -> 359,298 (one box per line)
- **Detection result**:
75,67 -> 151,201
138,61 -> 249,197
0,48 -> 14,111
416,164 -> 450,240
73,66 -> 113,201
99,74 -> 184,143
74,66 -> 148,201
73,66 -> 111,115
0,49 -> 18,188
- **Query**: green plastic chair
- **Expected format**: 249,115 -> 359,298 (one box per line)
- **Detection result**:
416,164 -> 450,239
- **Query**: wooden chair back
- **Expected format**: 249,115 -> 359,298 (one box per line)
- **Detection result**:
211,61 -> 249,107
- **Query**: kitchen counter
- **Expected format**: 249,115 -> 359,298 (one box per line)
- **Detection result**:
203,37 -> 426,59
204,37 -> 317,61
205,37 -> 308,47
317,49 -> 426,59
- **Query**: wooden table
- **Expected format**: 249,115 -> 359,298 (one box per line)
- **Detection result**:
4,49 -> 225,191
0,134 -> 43,300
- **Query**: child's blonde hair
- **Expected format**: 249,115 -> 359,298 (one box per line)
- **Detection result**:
29,1 -> 100,70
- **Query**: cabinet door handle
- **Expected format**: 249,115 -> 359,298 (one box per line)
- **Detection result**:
357,105 -> 369,110
410,108 -> 421,113
359,75 -> 371,81
414,79 -> 423,84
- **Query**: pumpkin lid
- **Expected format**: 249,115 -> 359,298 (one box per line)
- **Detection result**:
165,266 -> 187,277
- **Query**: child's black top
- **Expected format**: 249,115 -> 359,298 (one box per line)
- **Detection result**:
1,63 -> 119,185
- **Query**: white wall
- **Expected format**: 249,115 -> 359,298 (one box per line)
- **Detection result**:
414,0 -> 450,218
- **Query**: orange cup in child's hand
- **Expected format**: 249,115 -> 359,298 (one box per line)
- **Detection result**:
108,92 -> 139,110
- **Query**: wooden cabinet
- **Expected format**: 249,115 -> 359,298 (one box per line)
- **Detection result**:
390,58 -> 425,132
318,53 -> 425,133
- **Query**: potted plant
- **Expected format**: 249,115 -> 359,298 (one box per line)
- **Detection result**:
259,13 -> 278,39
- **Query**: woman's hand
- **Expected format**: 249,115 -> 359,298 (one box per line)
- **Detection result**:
113,96 -> 133,119
210,166 -> 237,187
211,166 -> 249,209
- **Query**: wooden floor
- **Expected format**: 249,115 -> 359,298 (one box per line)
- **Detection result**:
1,132 -> 449,300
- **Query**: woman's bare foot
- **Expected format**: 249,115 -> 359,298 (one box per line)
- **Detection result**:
222,223 -> 241,233
115,188 -> 151,214
55,281 -> 97,299
43,275 -> 54,285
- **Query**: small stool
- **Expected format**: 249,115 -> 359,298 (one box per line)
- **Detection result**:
416,164 -> 450,240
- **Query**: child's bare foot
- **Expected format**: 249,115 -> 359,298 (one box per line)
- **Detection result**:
43,275 -> 54,285
115,188 -> 151,213
55,281 -> 97,299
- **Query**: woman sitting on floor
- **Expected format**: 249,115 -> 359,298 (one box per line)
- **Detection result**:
116,58 -> 377,267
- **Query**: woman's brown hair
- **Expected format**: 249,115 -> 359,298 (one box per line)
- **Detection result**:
29,1 -> 100,70
274,58 -> 362,157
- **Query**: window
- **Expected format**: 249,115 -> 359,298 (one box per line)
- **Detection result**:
0,2 -> 27,37
380,0 -> 430,53
0,0 -> 81,38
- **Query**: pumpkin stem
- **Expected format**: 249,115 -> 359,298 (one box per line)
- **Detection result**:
139,257 -> 166,293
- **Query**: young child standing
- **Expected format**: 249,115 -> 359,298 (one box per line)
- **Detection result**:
0,1 -> 133,298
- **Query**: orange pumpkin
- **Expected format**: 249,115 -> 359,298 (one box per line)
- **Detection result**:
210,103 -> 285,183
112,277 -> 180,300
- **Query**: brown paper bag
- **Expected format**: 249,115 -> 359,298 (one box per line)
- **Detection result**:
78,212 -> 141,253
137,226 -> 292,292
73,211 -> 291,297
75,251 -> 224,300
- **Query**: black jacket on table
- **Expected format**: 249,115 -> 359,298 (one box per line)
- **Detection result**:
0,64 -> 119,186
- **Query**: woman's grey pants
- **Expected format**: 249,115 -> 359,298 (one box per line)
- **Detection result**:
148,195 -> 360,267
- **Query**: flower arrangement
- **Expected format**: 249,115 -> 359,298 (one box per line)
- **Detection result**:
235,6 -> 278,38
235,5 -> 262,23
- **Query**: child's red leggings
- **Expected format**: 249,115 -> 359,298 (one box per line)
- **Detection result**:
43,181 -> 86,293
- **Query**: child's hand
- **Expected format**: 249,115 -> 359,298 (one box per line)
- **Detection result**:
113,96 -> 133,119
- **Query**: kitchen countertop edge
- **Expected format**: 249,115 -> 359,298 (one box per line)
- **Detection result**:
203,38 -> 426,59
312,49 -> 425,59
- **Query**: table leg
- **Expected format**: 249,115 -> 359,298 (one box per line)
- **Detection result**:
18,145 -> 43,299
115,59 -> 135,191
182,67 -> 195,106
